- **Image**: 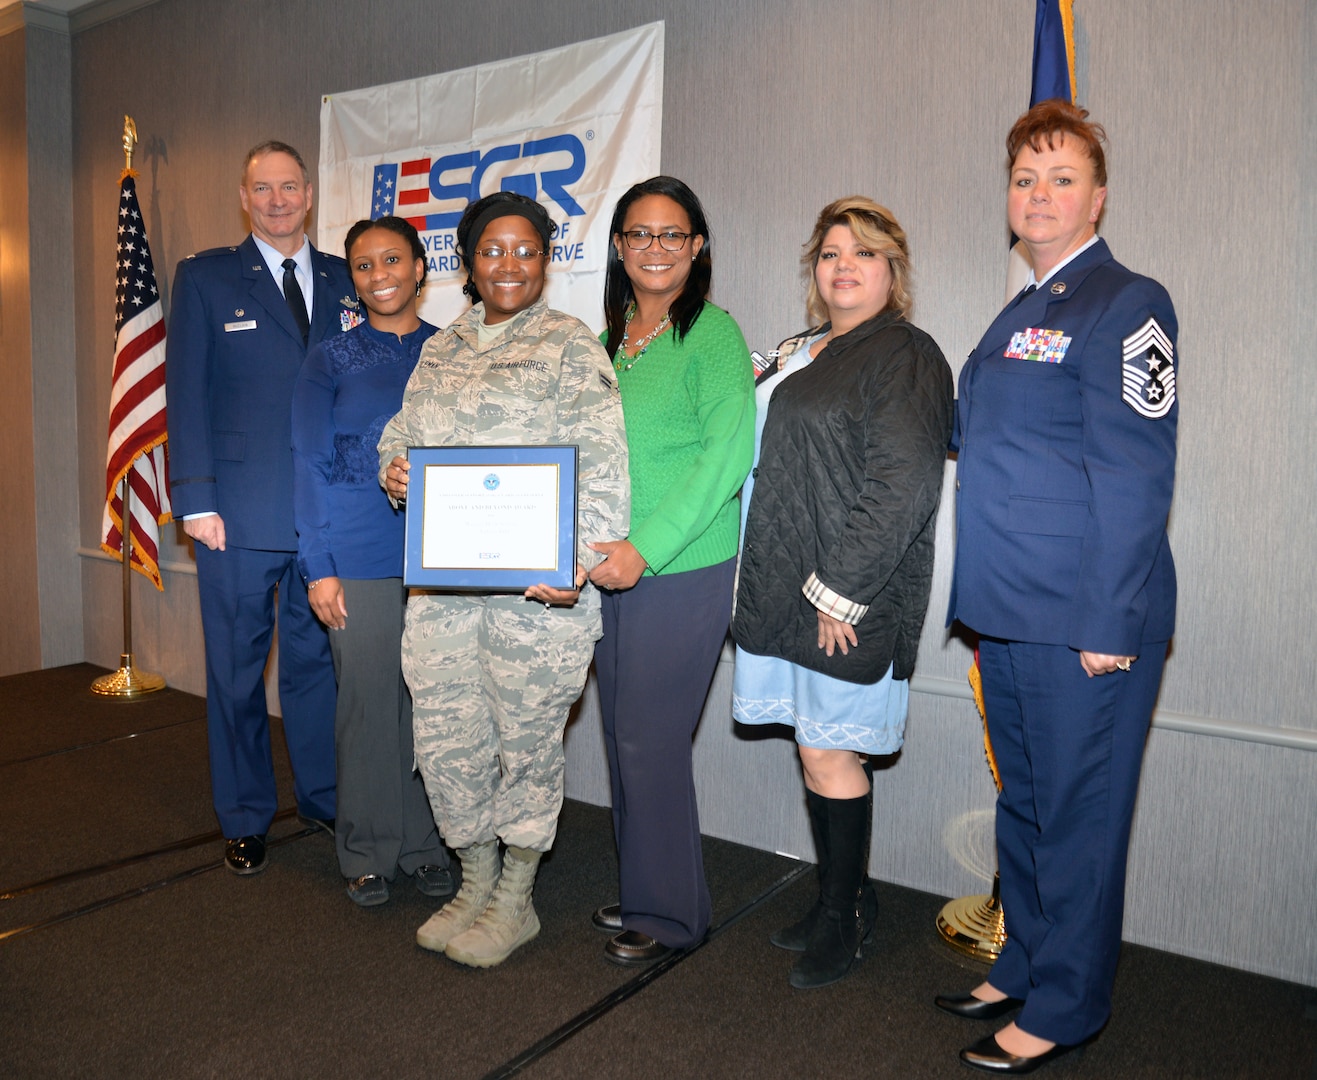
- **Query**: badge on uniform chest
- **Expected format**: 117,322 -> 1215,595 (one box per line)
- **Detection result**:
1004,327 -> 1071,364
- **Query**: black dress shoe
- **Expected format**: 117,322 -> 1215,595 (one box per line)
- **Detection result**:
604,930 -> 672,966
297,812 -> 335,836
225,835 -> 268,875
346,874 -> 390,907
413,864 -> 455,898
959,1034 -> 1075,1074
592,903 -> 623,932
936,991 -> 1026,1020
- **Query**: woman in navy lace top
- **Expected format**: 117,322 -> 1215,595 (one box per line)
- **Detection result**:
291,216 -> 452,908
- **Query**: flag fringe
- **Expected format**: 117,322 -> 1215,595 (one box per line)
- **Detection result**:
968,658 -> 1002,793
103,432 -> 172,526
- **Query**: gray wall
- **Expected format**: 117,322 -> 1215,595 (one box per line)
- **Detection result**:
8,0 -> 1314,984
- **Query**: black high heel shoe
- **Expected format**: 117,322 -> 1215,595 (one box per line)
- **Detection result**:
958,1033 -> 1076,1074
934,991 -> 1025,1020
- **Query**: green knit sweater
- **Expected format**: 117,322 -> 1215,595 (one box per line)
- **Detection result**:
605,302 -> 755,576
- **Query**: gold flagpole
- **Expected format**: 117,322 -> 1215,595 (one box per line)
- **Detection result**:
92,117 -> 165,699
935,654 -> 1006,961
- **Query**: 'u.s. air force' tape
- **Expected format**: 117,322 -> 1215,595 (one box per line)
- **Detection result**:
1121,317 -> 1175,419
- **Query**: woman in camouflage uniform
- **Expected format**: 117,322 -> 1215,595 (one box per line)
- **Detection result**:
378,192 -> 629,968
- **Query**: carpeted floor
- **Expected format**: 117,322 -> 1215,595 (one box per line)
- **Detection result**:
1,663 -> 1313,1079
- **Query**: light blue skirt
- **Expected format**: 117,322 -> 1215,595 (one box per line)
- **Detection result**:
731,647 -> 908,755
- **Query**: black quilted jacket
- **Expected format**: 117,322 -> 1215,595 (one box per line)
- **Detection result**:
732,310 -> 954,684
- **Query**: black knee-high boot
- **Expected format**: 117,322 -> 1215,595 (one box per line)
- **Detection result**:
773,771 -> 877,953
788,784 -> 874,989
770,787 -> 831,950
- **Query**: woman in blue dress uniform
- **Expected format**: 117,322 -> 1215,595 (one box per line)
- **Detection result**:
938,101 -> 1179,1074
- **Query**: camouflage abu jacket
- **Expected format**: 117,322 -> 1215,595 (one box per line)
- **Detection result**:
377,298 -> 630,573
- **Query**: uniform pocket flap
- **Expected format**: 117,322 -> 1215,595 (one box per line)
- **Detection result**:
1007,495 -> 1088,537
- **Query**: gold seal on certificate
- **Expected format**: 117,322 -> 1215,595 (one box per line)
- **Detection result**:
403,446 -> 578,590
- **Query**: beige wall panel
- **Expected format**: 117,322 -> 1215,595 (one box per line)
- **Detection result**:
0,27 -> 43,677
28,25 -> 84,668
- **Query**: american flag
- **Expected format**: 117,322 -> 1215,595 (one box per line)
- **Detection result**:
99,172 -> 172,590
372,157 -> 464,231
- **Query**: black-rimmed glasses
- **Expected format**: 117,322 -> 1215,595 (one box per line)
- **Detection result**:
620,229 -> 693,252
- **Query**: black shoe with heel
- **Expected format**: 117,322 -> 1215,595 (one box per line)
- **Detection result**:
935,992 -> 1025,1021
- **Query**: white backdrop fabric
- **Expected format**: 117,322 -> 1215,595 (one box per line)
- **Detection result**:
318,22 -> 664,331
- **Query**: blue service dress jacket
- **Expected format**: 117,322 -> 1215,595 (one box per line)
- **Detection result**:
947,238 -> 1178,653
166,234 -> 358,551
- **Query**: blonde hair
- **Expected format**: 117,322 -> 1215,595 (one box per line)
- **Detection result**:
803,196 -> 912,324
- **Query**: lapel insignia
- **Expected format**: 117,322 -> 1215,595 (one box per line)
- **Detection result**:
251,264 -> 263,272
1051,282 -> 1066,294
1121,317 -> 1175,418
1005,327 -> 1071,364
235,308 -> 245,317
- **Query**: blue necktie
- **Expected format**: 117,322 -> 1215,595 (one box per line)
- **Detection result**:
282,258 -> 310,344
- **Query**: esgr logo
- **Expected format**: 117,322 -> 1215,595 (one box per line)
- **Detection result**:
372,134 -> 587,232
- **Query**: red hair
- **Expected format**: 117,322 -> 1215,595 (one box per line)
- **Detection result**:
1006,100 -> 1107,187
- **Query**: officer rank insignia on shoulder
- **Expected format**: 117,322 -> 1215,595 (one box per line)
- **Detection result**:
1121,317 -> 1175,419
1004,327 -> 1071,364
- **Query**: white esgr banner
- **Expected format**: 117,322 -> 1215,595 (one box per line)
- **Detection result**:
318,22 -> 664,332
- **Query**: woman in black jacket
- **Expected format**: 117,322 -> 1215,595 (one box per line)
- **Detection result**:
732,196 -> 953,989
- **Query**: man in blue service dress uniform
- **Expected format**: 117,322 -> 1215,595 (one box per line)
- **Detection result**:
166,141 -> 357,874
941,101 -> 1178,1074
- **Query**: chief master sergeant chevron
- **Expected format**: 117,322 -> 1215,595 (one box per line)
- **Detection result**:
165,140 -> 357,875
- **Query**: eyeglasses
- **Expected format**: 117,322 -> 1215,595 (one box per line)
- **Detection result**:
621,229 -> 693,252
474,245 -> 545,261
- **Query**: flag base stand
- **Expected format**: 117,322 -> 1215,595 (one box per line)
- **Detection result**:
91,653 -> 166,698
936,871 -> 1006,964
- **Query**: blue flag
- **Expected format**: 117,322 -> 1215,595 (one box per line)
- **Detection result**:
1031,0 -> 1075,105
1007,0 -> 1078,299
1032,0 -> 1074,104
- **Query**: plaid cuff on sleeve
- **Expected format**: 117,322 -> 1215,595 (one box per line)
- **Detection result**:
802,572 -> 869,625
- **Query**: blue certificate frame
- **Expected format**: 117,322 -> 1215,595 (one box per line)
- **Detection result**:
403,445 -> 578,590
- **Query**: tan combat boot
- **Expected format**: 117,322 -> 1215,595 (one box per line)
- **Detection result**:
444,846 -> 542,967
416,840 -> 499,953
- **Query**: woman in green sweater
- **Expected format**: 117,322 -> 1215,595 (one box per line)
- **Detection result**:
587,176 -> 755,965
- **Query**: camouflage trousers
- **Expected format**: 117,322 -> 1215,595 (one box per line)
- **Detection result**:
402,591 -> 601,852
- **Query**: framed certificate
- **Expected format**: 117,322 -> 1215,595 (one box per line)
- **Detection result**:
402,445 -> 578,590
